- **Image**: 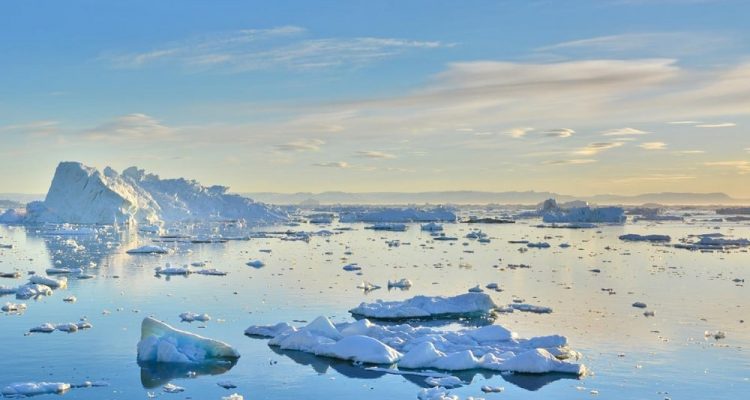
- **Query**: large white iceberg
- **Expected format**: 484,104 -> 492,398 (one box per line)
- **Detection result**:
349,293 -> 497,320
2,162 -> 286,226
246,316 -> 585,375
518,198 -> 626,224
136,317 -> 240,363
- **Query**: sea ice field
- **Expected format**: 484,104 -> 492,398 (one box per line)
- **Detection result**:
0,211 -> 748,399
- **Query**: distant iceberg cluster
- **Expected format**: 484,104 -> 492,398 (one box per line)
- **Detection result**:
0,162 -> 287,226
519,198 -> 626,224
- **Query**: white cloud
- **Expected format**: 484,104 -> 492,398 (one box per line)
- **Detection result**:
313,161 -> 349,168
668,120 -> 702,124
677,150 -> 705,154
506,127 -> 534,138
601,127 -> 649,136
356,151 -> 396,159
694,122 -> 736,128
0,120 -> 59,136
274,138 -> 325,152
536,32 -> 731,57
639,141 -> 667,150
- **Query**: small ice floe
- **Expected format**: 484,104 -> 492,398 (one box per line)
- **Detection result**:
357,281 -> 381,292
632,302 -> 647,308
195,268 -> 227,276
63,296 -> 77,303
674,235 -> 750,251
190,261 -> 207,267
180,312 -> 211,323
468,285 -> 484,293
29,323 -> 57,333
244,322 -> 294,338
2,302 -> 27,312
29,321 -> 92,333
388,279 -> 413,289
217,381 -> 237,389
559,243 -> 571,248
486,283 -> 500,290
504,303 -> 553,314
29,275 -> 67,289
16,283 -> 53,299
643,310 -> 655,317
137,317 -> 240,363
465,230 -> 487,240
246,259 -> 265,268
155,263 -> 190,275
704,330 -> 726,340
527,242 -> 551,248
342,263 -> 362,271
247,316 -> 585,375
1,382 -> 71,397
349,293 -> 497,320
163,383 -> 185,393
433,233 -> 458,241
366,223 -> 407,232
45,267 -> 83,275
481,385 -> 504,393
126,245 -> 170,255
421,222 -> 444,232
222,394 -> 243,400
618,234 -> 671,242
418,387 -> 455,400
425,376 -> 463,388
0,271 -> 21,278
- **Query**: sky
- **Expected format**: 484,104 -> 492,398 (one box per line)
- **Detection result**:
1,0 -> 749,197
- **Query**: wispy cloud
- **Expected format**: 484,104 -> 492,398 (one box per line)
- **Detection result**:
613,174 -> 695,183
694,122 -> 736,128
704,160 -> 750,173
543,159 -> 597,165
356,151 -> 396,159
274,138 -> 325,152
0,120 -> 59,136
601,127 -> 649,136
639,141 -> 667,150
542,128 -> 574,138
668,120 -> 702,124
103,26 -> 448,72
536,32 -> 731,57
84,113 -> 173,141
575,142 -> 625,155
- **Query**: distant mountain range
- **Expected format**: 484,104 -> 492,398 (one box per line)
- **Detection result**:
242,191 -> 749,206
2,191 -> 748,207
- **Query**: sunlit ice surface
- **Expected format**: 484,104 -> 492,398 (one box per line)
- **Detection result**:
0,213 -> 748,399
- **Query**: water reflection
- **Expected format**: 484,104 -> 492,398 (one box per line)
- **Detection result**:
138,360 -> 238,388
267,345 -> 578,391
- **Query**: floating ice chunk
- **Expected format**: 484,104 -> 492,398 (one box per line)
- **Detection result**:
481,385 -> 504,393
246,259 -> 265,268
163,383 -> 184,393
30,323 -> 57,333
425,376 -> 463,388
316,335 -> 402,364
194,268 -> 227,276
342,263 -> 362,271
29,275 -> 67,289
527,242 -> 551,248
417,386 -> 458,400
357,281 -> 381,291
468,285 -> 484,293
542,202 -> 626,224
619,234 -> 671,242
497,348 -> 584,374
16,283 -> 53,299
466,324 -> 516,342
508,303 -> 553,314
45,267 -> 83,275
217,381 -> 237,389
136,317 -> 240,363
127,245 -> 170,254
155,263 -> 190,275
222,394 -> 243,400
705,330 -> 726,340
2,302 -> 27,312
421,222 -> 444,231
56,323 -> 79,333
366,223 -> 408,231
349,293 -> 497,320
387,278 -> 412,289
244,322 -> 294,337
632,302 -> 647,308
180,312 -> 211,322
1,382 -> 71,397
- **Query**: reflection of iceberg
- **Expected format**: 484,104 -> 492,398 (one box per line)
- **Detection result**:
138,360 -> 237,389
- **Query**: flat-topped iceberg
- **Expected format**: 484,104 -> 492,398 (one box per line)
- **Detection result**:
1,161 -> 286,226
137,317 -> 240,363
246,316 -> 585,375
349,293 -> 497,320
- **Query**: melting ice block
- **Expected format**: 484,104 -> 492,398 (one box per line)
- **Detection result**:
137,317 -> 240,363
1,382 -> 71,396
349,293 -> 497,319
